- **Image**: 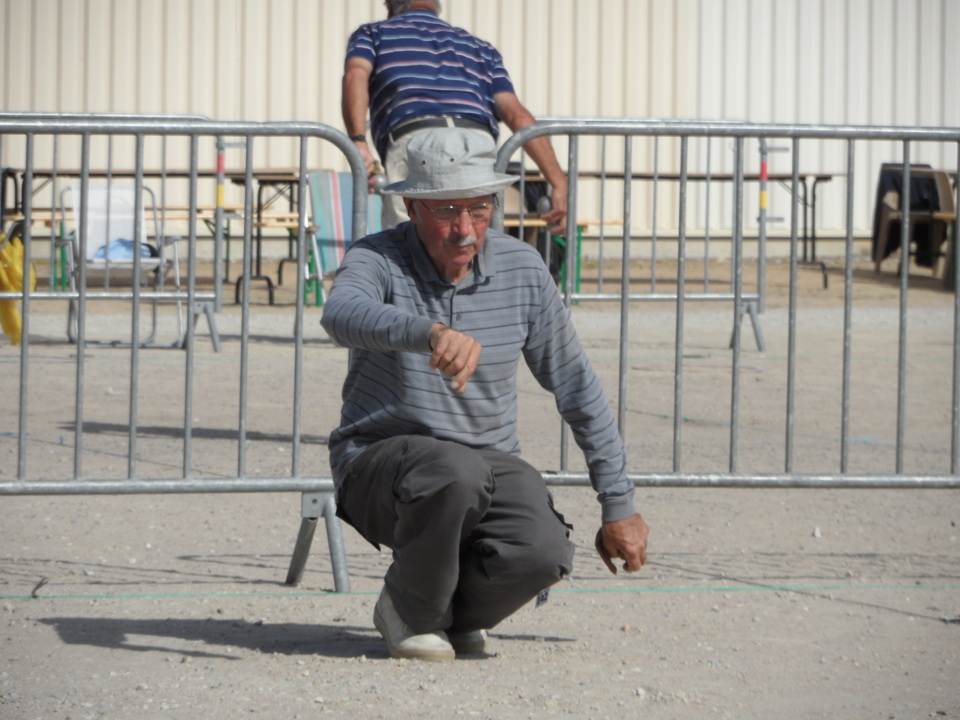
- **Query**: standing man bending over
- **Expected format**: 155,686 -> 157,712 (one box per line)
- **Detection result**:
321,128 -> 649,661
342,0 -> 568,232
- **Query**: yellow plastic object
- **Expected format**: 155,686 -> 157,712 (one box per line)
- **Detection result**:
0,232 -> 38,345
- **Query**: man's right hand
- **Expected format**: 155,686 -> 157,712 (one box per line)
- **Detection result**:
599,513 -> 649,573
354,142 -> 378,183
429,323 -> 481,393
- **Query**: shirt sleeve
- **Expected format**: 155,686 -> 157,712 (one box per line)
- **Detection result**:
522,272 -> 636,523
345,24 -> 377,67
320,242 -> 436,354
485,44 -> 515,96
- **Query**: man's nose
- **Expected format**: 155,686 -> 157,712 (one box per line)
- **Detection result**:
453,207 -> 474,234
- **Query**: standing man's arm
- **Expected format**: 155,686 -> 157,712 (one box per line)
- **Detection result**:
494,91 -> 568,235
342,56 -> 379,178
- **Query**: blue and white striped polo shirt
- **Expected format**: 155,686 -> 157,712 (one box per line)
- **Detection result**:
345,10 -> 516,160
320,224 -> 637,524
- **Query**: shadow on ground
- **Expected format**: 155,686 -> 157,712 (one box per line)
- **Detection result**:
38,616 -> 574,660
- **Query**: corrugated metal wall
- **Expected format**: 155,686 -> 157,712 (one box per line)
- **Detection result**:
2,0 -> 957,243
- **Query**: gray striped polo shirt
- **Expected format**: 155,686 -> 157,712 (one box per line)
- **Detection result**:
320,224 -> 635,523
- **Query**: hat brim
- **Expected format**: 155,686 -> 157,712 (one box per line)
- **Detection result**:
379,174 -> 518,199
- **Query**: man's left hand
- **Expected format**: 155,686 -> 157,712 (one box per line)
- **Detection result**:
599,513 -> 649,573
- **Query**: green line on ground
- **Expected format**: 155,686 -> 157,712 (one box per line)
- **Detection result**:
2,582 -> 958,601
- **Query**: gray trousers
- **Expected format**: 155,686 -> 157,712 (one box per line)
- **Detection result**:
336,435 -> 575,634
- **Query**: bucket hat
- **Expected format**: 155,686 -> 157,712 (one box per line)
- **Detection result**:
379,127 -> 518,199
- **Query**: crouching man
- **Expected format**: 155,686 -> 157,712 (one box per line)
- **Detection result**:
321,128 -> 649,660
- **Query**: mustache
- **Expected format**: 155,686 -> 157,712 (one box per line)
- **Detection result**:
448,233 -> 478,247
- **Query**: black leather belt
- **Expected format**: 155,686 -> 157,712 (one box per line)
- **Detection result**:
388,116 -> 491,144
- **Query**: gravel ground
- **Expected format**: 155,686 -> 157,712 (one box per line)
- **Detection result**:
2,258 -> 959,719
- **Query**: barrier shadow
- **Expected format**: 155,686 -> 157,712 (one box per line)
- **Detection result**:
58,421 -> 329,445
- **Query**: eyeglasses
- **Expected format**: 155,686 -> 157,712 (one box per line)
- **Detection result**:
417,199 -> 496,223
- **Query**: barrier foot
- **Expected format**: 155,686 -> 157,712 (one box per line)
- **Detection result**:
285,492 -> 351,592
189,301 -> 221,353
285,516 -> 317,587
323,495 -> 352,593
730,299 -> 766,352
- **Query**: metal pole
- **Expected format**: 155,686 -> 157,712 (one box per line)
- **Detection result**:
953,140 -> 960,474
729,137 -> 745,473
896,147 -> 911,473
840,140 -> 857,473
559,135 -> 580,471
672,137 -> 688,471
617,137 -> 633,437
17,134 -> 35,479
785,139 -> 801,473
758,138 -> 768,313
127,134 -> 146,479
650,137 -> 659,293
292,137 -> 309,477
74,134 -> 91,480
237,137 -> 255,478
215,136 -> 226,307
704,137 -> 712,292
183,135 -> 200,477
598,136 -> 607,293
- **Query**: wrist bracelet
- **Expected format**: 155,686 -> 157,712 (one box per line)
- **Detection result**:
350,134 -> 367,142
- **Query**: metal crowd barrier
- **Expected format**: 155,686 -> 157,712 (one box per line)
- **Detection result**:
0,118 -> 367,591
1,118 -> 959,597
496,118 -> 960,482
0,113 -> 216,302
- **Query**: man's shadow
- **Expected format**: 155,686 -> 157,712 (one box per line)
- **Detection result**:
39,616 -> 385,660
38,616 -> 562,659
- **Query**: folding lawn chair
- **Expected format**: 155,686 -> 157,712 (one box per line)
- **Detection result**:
59,183 -> 184,347
305,171 -> 381,306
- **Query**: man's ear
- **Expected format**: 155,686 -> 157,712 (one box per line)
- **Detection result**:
403,198 -> 416,219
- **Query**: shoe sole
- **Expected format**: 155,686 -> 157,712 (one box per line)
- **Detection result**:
373,604 -> 455,661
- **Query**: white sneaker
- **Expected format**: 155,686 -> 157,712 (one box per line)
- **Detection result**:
373,588 -> 455,661
448,629 -> 488,654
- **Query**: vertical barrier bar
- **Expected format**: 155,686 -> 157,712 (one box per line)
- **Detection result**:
840,140 -> 857,473
17,133 -> 35,479
672,136 -> 689,471
563,136 -> 580,304
729,137 -> 745,473
74,134 -> 91,479
518,149 -> 527,230
127,133 -> 146,479
104,137 -> 113,290
597,136 -> 607,293
48,135 -> 58,290
237,137 -> 255,478
160,137 -> 168,263
785,138 -> 801,472
537,148 -> 553,274
292,137 -> 309,477
183,135 -> 200,477
758,139 -> 768,313
703,137 -> 712,292
953,140 -> 960,474
650,137 -> 659,293
559,135 -> 580,471
896,147 -> 912,473
617,136 -> 633,436
215,136 -> 226,307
